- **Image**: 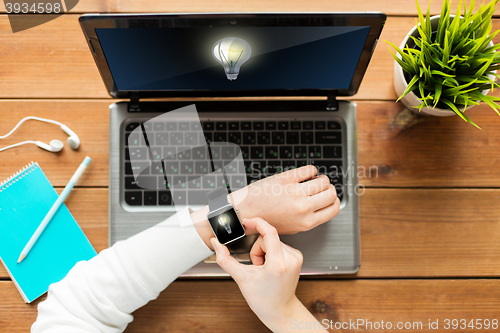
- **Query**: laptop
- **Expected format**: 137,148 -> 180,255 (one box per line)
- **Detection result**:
79,13 -> 386,276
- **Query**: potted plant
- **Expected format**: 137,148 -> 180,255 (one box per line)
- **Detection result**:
387,0 -> 500,129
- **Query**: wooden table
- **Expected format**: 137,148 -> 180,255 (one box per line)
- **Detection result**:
1,1 -> 499,332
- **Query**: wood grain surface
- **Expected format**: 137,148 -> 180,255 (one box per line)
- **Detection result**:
1,279 -> 498,332
0,14 -> 499,100
0,15 -> 107,98
356,102 -> 500,187
1,100 -> 500,188
1,188 -> 498,279
1,2 -> 500,332
0,100 -> 109,187
0,1 -> 109,13
1,0 -> 500,16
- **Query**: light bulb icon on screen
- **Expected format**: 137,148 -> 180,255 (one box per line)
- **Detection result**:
212,37 -> 252,80
218,214 -> 232,234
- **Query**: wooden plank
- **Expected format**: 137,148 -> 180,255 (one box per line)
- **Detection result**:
0,15 -> 109,99
0,0 -> 495,16
1,14 -> 500,100
357,101 -> 500,187
106,0 -> 500,17
1,188 -> 499,279
0,1 -> 109,13
2,100 -> 500,188
1,0 -> 494,16
358,189 -> 500,277
0,188 -> 108,278
359,17 -> 500,102
0,100 -> 109,187
1,279 -> 499,332
111,0 -> 488,16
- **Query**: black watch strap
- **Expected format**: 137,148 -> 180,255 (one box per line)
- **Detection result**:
207,186 -> 229,212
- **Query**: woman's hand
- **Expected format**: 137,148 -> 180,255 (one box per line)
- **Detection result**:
231,165 -> 340,234
191,165 -> 340,251
211,217 -> 328,333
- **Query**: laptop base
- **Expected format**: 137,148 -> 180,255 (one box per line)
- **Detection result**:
109,100 -> 359,276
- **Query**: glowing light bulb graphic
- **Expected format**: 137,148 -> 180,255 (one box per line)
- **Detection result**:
218,214 -> 232,234
212,37 -> 252,80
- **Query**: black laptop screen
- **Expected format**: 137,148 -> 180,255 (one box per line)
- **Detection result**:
95,26 -> 370,91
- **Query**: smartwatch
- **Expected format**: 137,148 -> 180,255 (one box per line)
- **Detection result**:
206,186 -> 246,245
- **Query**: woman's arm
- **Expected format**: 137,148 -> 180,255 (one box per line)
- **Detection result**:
32,166 -> 339,332
31,207 -> 213,333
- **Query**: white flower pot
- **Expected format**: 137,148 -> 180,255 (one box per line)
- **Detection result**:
394,15 -> 494,117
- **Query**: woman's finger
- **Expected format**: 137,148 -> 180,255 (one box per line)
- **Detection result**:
308,184 -> 337,210
300,174 -> 331,196
211,237 -> 246,280
312,196 -> 340,226
249,236 -> 266,266
281,242 -> 303,263
251,236 -> 302,270
282,165 -> 317,183
243,218 -> 284,265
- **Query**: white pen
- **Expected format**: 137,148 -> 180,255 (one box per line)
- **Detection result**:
17,156 -> 91,264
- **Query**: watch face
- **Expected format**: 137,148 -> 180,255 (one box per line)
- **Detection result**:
208,206 -> 245,244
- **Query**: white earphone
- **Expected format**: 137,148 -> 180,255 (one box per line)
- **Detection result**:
0,117 -> 80,153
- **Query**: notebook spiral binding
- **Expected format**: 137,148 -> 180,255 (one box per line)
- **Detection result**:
0,162 -> 38,192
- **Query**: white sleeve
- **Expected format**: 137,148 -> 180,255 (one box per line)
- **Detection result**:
31,207 -> 214,333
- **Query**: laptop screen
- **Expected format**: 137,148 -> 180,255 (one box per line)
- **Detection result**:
95,26 -> 371,91
80,13 -> 386,97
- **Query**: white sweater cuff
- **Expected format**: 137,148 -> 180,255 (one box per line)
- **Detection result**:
32,207 -> 214,333
119,207 -> 214,298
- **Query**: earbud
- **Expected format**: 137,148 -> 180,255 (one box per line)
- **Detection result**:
0,116 -> 81,153
0,139 -> 64,153
36,140 -> 64,152
60,125 -> 81,149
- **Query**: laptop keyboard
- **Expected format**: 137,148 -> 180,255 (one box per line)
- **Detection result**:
123,119 -> 344,206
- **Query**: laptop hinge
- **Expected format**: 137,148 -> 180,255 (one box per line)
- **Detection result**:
326,91 -> 339,111
128,92 -> 140,112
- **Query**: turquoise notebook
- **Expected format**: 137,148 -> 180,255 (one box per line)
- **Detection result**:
0,162 -> 97,303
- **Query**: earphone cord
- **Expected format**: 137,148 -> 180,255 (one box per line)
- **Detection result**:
0,141 -> 37,152
0,116 -> 62,139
